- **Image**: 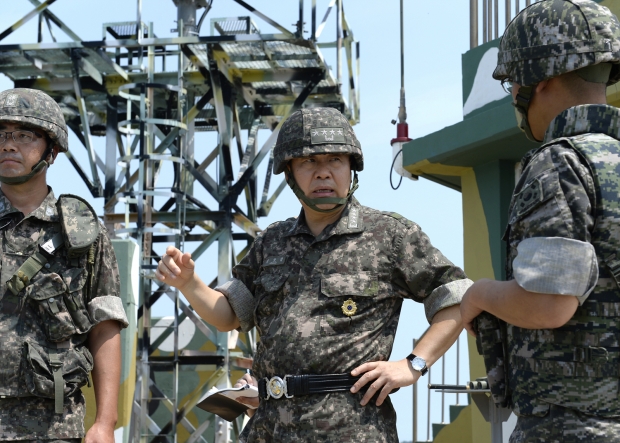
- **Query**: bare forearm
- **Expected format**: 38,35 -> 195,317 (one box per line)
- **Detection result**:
413,304 -> 462,366
468,279 -> 578,329
89,321 -> 121,427
179,275 -> 240,331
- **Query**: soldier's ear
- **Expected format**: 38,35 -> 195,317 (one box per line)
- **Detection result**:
49,145 -> 60,164
284,161 -> 293,180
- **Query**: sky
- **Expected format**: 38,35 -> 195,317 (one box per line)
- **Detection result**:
1,1 -> 475,441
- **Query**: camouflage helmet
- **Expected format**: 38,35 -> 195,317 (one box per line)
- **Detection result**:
0,88 -> 68,152
273,107 -> 363,175
493,0 -> 620,87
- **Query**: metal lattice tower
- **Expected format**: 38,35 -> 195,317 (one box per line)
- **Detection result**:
0,1 -> 359,442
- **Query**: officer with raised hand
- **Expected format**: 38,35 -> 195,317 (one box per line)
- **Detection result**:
0,89 -> 128,443
157,107 -> 472,442
460,1 -> 620,441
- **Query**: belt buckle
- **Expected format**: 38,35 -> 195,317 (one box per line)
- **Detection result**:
283,375 -> 294,398
261,377 -> 271,400
267,376 -> 285,399
588,346 -> 609,362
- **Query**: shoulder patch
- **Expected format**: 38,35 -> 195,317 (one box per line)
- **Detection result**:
383,211 -> 414,227
265,218 -> 291,230
513,178 -> 543,219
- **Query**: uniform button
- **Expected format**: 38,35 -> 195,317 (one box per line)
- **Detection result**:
45,263 -> 51,269
49,298 -> 55,303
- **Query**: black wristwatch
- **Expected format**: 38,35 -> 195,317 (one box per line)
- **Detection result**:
406,353 -> 428,375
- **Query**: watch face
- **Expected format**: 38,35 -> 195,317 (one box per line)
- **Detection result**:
412,357 -> 426,371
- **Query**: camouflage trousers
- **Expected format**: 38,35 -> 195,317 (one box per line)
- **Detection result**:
510,405 -> 620,443
239,391 -> 398,442
0,395 -> 85,440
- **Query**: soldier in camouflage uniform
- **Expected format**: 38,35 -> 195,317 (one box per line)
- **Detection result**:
460,1 -> 620,441
157,107 -> 472,442
0,88 -> 128,443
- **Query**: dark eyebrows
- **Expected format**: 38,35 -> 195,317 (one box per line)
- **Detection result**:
0,125 -> 44,137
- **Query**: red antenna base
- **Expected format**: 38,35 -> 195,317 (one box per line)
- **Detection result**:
391,122 -> 412,145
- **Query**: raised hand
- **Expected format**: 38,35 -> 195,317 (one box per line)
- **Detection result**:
155,245 -> 196,291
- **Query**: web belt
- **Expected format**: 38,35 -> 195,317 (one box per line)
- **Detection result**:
5,232 -> 65,413
258,373 -> 363,400
6,232 -> 63,295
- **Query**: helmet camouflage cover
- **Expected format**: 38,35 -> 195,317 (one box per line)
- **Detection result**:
493,0 -> 620,87
0,88 -> 68,152
273,107 -> 363,175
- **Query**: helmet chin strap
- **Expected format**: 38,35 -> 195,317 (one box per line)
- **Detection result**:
512,85 -> 541,142
286,167 -> 359,214
0,141 -> 54,185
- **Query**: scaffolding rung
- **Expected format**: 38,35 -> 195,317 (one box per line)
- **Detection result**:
145,354 -> 226,368
104,210 -> 227,223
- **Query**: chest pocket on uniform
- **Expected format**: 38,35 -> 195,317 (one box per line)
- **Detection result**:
256,255 -> 290,296
21,339 -> 93,400
25,267 -> 92,342
60,268 -> 93,334
25,273 -> 75,342
259,271 -> 288,292
254,269 -> 289,336
320,272 -> 381,335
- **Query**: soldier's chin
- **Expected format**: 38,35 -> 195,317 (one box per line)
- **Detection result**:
0,166 -> 24,177
314,202 -> 338,211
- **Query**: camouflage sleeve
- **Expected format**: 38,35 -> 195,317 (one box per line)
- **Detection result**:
509,143 -> 597,301
392,222 -> 471,323
214,234 -> 263,332
215,278 -> 255,332
513,237 -> 598,304
86,227 -> 129,329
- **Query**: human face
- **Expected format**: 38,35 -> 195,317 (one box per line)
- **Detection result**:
289,153 -> 352,211
0,122 -> 49,178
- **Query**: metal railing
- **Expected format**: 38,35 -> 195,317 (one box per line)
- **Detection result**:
412,331 -> 468,442
470,0 -> 534,48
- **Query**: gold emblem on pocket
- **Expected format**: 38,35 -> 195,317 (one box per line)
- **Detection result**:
342,299 -> 357,316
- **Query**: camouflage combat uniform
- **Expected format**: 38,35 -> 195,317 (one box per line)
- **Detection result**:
217,197 -> 471,442
504,105 -> 620,442
483,1 -> 620,441
0,188 -> 128,440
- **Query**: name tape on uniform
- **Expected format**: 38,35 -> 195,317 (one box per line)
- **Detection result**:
264,256 -> 286,267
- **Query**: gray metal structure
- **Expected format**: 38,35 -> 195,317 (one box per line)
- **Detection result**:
0,1 -> 360,442
430,380 -> 512,443
470,0 -> 531,48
